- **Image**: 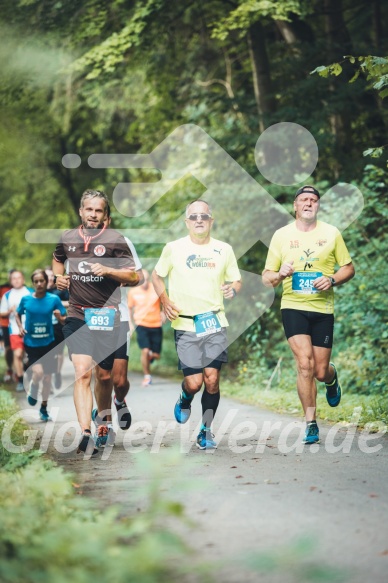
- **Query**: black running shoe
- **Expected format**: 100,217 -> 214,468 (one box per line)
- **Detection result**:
115,400 -> 132,430
77,430 -> 98,456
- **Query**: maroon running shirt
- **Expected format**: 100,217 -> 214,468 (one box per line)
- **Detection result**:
53,226 -> 135,320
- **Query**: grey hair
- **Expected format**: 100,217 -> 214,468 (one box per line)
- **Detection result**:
185,199 -> 212,217
80,189 -> 109,211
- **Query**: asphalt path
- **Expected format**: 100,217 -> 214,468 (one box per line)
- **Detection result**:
16,357 -> 388,583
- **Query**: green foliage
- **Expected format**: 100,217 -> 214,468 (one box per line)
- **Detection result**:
363,147 -> 384,158
0,390 -> 41,468
312,55 -> 388,163
311,63 -> 343,77
0,389 -> 205,583
0,387 -> 200,583
312,56 -> 388,93
245,537 -> 347,582
0,457 -> 197,583
333,166 -> 388,394
211,0 -> 309,40
71,0 -> 165,79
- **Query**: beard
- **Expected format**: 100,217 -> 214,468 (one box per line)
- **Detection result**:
82,219 -> 104,230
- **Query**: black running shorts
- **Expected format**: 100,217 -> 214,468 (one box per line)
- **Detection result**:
136,325 -> 163,354
25,342 -> 58,374
114,321 -> 129,361
281,309 -> 334,348
52,323 -> 65,355
1,326 -> 10,348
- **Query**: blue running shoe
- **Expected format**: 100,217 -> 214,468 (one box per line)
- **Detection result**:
303,422 -> 320,444
196,429 -> 217,450
91,408 -> 99,427
174,394 -> 192,424
39,407 -> 51,422
27,381 -> 39,406
96,425 -> 116,448
325,362 -> 341,407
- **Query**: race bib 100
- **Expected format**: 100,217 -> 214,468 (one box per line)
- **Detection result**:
193,312 -> 221,337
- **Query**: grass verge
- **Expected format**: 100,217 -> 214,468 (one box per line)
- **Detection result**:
222,372 -> 388,431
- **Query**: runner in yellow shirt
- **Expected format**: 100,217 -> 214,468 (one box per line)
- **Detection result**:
153,200 -> 241,450
263,185 -> 355,444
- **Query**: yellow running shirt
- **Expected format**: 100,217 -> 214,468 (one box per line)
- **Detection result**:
264,220 -> 352,314
154,236 -> 241,332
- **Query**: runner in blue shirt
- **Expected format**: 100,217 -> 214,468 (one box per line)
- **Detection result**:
16,269 -> 66,421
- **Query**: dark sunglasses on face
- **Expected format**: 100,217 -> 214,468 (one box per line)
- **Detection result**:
187,213 -> 212,221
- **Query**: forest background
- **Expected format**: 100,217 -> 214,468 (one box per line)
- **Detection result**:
0,0 -> 387,412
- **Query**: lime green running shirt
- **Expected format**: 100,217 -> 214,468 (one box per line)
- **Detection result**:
264,220 -> 352,314
155,236 -> 241,332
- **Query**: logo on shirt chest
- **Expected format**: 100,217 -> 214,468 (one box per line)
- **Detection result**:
300,248 -> 319,270
78,261 -> 91,274
186,254 -> 216,269
289,240 -> 299,249
94,245 -> 106,257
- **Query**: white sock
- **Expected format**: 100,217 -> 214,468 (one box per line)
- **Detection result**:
95,413 -> 106,425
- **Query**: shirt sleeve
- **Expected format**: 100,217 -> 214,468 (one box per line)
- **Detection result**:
53,234 -> 67,264
0,293 -> 8,313
154,243 -> 172,278
334,229 -> 352,266
224,246 -> 241,282
17,297 -> 25,316
264,232 -> 282,272
55,296 -> 67,316
113,234 -> 137,269
127,290 -> 135,308
124,237 -> 142,271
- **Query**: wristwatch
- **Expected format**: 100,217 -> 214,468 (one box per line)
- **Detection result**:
329,276 -> 336,287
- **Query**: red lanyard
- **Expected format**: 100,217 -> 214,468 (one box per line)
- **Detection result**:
78,223 -> 106,252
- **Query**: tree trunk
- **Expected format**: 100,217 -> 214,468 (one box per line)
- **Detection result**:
324,0 -> 353,58
275,16 -> 315,46
48,137 -> 81,220
324,0 -> 353,178
247,21 -> 276,132
372,0 -> 382,51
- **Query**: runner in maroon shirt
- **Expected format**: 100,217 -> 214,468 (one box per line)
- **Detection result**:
52,189 -> 140,456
